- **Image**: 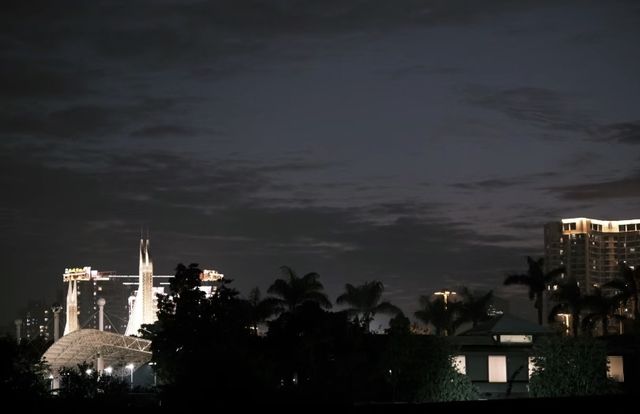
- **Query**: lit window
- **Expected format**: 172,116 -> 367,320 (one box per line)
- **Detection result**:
528,357 -> 538,379
607,356 -> 624,382
488,356 -> 507,383
500,335 -> 532,344
453,355 -> 466,374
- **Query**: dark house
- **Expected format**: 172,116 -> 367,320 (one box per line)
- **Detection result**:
451,313 -> 551,399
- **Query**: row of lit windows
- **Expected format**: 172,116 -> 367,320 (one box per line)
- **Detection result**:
561,222 -> 639,233
452,355 -> 624,382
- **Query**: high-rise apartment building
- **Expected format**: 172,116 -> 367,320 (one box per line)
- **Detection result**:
20,300 -> 53,341
544,218 -> 640,293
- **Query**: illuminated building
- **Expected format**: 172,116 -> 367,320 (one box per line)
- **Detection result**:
544,218 -> 640,294
62,237 -> 224,336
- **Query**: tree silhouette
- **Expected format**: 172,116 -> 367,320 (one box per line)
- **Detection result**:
0,335 -> 50,402
457,287 -> 493,327
581,287 -> 626,336
529,336 -> 617,397
336,281 -> 401,332
604,262 -> 640,321
247,287 -> 279,334
548,277 -> 583,337
504,256 -> 565,325
145,263 -> 276,406
414,296 -> 460,336
267,266 -> 332,315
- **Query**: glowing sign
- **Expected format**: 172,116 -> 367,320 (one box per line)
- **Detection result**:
200,269 -> 224,281
63,266 -> 92,281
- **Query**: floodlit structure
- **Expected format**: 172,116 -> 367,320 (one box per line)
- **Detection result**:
45,236 -> 225,390
43,329 -> 152,379
61,238 -> 224,336
544,218 -> 640,293
125,238 -> 155,336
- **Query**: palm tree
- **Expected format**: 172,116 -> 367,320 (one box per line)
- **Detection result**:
266,266 -> 332,315
581,287 -> 626,336
457,287 -> 493,327
604,262 -> 640,320
547,277 -> 582,337
504,256 -> 565,325
247,287 -> 280,334
336,281 -> 401,332
414,295 -> 460,336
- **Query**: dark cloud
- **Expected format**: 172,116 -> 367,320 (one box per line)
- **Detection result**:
547,171 -> 640,200
0,58 -> 98,100
130,125 -> 203,139
0,147 -> 533,321
451,178 -> 525,191
590,121 -> 640,145
467,87 -> 591,132
451,171 -> 561,191
2,0 -> 639,328
388,64 -> 462,79
1,98 -> 198,141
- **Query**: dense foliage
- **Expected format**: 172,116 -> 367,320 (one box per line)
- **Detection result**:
0,336 -> 50,401
144,263 -> 477,405
529,336 -> 619,397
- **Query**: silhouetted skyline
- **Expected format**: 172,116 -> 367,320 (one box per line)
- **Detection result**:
2,1 -> 640,325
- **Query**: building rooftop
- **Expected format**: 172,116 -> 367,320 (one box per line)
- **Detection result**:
459,313 -> 551,336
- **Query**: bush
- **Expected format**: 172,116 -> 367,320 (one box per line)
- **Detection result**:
529,336 -> 619,397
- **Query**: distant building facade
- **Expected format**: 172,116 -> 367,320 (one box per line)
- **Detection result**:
544,218 -> 640,293
76,275 -> 173,334
20,300 -> 53,341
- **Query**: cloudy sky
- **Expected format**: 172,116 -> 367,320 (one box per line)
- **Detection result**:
2,0 -> 639,328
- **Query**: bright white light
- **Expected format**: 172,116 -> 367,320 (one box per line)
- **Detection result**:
453,355 -> 467,374
85,369 -> 92,375
104,366 -> 113,375
48,374 -> 54,379
126,363 -> 134,370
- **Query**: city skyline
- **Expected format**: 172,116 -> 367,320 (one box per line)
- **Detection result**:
2,1 -> 640,327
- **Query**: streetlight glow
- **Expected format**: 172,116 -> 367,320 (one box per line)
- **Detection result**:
558,313 -> 571,336
126,363 -> 134,389
434,290 -> 457,308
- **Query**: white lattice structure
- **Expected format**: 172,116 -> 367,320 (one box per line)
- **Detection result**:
43,328 -> 152,374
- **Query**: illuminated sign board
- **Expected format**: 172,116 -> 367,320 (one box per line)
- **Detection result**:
200,269 -> 224,281
63,266 -> 93,281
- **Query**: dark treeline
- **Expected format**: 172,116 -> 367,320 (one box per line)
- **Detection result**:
4,257 -> 640,406
141,263 -> 477,406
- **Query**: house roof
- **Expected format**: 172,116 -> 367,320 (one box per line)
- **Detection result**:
459,313 -> 551,336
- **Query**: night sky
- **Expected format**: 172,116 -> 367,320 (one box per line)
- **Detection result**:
2,0 -> 640,328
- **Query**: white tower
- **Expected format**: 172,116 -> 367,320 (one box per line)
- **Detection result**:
125,238 -> 156,336
51,305 -> 63,342
97,298 -> 106,332
14,319 -> 22,344
63,279 -> 79,335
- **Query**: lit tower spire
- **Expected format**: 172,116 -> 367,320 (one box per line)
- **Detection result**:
63,278 -> 79,335
125,236 -> 156,336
